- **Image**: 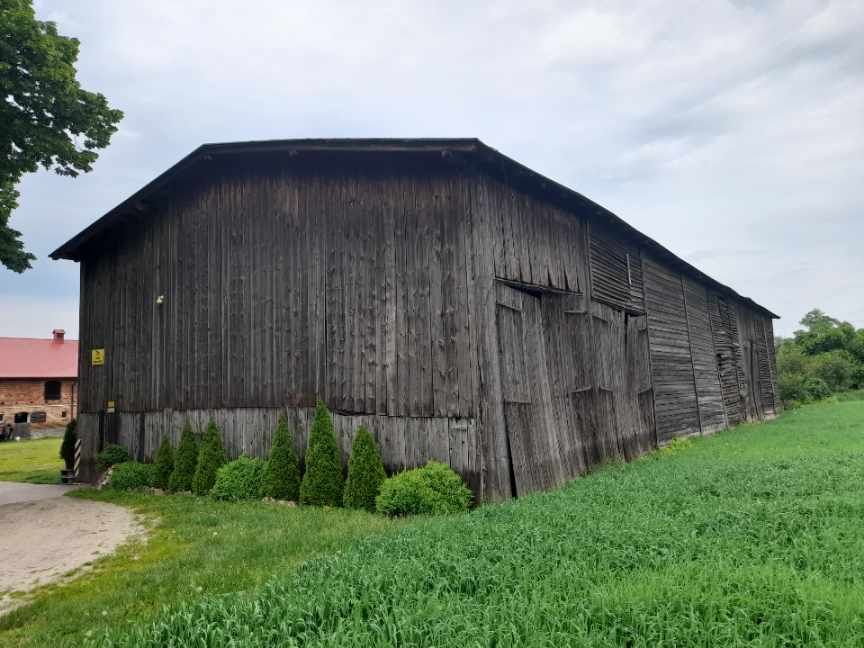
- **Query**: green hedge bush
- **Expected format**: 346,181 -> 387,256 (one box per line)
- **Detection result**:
153,437 -> 174,490
343,426 -> 386,512
210,456 -> 266,501
376,461 -> 471,517
96,444 -> 131,472
109,461 -> 157,490
192,421 -> 227,496
169,421 -> 198,493
299,401 -> 344,507
260,417 -> 300,501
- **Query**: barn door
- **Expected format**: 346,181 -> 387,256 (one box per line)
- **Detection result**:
495,283 -> 565,495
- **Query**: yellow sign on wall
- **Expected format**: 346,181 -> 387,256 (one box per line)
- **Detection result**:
91,348 -> 105,366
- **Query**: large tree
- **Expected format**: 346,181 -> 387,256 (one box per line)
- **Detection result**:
1,0 -> 122,272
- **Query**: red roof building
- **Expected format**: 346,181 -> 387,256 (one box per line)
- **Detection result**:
0,330 -> 78,434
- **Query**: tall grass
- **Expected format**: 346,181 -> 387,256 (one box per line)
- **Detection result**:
101,401 -> 864,646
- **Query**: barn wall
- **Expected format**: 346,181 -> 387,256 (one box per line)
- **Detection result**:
73,407 -> 477,488
78,157 -> 474,420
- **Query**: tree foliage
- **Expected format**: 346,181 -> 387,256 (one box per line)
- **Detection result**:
343,426 -> 386,512
192,421 -> 227,495
299,401 -> 344,507
260,416 -> 301,501
1,0 -> 123,271
168,421 -> 198,493
777,309 -> 864,405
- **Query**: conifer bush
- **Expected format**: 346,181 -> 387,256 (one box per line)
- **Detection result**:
153,436 -> 174,490
343,426 -> 386,511
299,401 -> 344,507
59,418 -> 77,470
260,416 -> 301,501
168,421 -> 198,493
192,421 -> 227,496
210,456 -> 266,501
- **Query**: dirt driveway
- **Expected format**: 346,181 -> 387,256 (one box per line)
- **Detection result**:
0,482 -> 142,613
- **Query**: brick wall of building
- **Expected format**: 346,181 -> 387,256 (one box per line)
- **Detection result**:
0,379 -> 77,428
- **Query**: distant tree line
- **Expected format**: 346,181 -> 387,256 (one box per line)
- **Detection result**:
776,309 -> 864,405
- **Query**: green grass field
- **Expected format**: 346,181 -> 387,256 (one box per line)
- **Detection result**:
0,491 -> 399,647
0,436 -> 63,483
96,401 -> 864,647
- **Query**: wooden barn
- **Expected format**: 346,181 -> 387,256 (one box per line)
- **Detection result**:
51,139 -> 778,501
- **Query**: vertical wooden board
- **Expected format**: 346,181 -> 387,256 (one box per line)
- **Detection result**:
430,191 -> 447,417
468,176 -> 512,501
429,417 -> 449,465
392,416 -> 407,472
383,186 -> 398,416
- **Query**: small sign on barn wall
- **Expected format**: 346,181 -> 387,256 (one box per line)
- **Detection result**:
91,348 -> 105,366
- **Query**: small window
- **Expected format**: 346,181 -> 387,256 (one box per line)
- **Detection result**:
30,411 -> 47,423
44,380 -> 61,401
14,412 -> 28,424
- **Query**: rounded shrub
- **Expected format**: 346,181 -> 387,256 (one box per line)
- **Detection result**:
343,426 -> 386,512
59,418 -> 77,470
299,401 -> 344,507
96,443 -> 131,472
192,421 -> 227,496
260,417 -> 300,501
153,436 -> 175,490
210,456 -> 266,501
169,421 -> 198,493
109,461 -> 157,490
376,461 -> 471,517
375,470 -> 435,516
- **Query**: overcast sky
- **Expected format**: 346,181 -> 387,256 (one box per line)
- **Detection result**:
2,0 -> 862,339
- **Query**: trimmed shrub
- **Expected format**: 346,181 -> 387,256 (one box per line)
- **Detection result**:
109,461 -> 157,490
60,418 -> 77,470
169,421 -> 198,493
343,426 -> 386,512
299,401 -> 344,507
376,461 -> 471,517
192,421 -> 227,496
153,437 -> 175,490
375,470 -> 434,516
260,417 -> 300,501
96,444 -> 131,472
211,456 -> 266,501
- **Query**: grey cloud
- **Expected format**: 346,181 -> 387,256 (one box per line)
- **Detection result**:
3,0 -> 863,339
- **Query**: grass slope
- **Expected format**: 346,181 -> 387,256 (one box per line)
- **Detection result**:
0,437 -> 62,483
0,492 -> 397,647
105,401 -> 864,647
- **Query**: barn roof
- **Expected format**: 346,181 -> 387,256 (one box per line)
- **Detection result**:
49,138 -> 778,319
0,336 -> 79,379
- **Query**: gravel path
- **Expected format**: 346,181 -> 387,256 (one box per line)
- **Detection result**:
0,482 -> 143,614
